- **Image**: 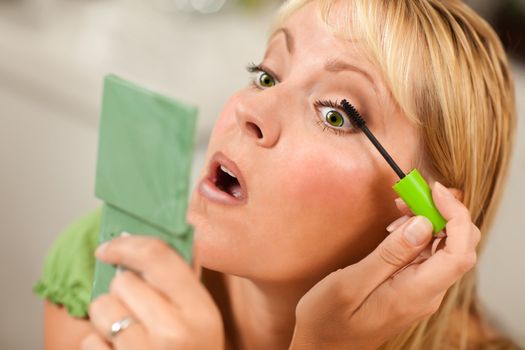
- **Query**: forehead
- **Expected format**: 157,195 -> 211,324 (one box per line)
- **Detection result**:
270,2 -> 388,104
269,2 -> 379,80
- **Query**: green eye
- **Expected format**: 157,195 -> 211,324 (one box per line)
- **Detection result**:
325,111 -> 344,127
259,72 -> 275,88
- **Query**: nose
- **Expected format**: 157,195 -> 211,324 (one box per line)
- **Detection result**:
235,94 -> 281,148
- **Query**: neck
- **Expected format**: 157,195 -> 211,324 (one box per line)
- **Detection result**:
224,273 -> 316,350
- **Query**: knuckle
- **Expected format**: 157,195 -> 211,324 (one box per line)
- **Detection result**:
154,324 -> 187,347
142,238 -> 171,261
110,270 -> 133,293
330,270 -> 358,305
465,252 -> 477,268
458,207 -> 472,221
378,242 -> 407,268
471,224 -> 482,246
457,252 -> 477,274
310,269 -> 360,312
394,297 -> 420,318
331,269 -> 349,292
395,298 -> 439,320
89,294 -> 112,316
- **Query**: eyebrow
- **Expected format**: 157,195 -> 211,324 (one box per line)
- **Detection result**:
271,27 -> 295,54
270,27 -> 379,96
324,59 -> 376,90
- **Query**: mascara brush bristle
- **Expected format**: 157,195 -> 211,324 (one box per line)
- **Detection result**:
341,99 -> 365,128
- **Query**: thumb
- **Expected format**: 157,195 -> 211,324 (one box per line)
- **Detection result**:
340,216 -> 433,303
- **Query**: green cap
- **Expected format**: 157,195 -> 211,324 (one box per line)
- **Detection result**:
392,169 -> 446,235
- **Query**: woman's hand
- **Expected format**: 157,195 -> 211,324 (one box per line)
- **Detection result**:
81,236 -> 224,350
289,181 -> 480,350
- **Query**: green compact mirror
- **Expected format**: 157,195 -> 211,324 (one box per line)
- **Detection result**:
92,75 -> 198,299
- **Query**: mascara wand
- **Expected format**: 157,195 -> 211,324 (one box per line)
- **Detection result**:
341,100 -> 405,179
341,99 -> 446,235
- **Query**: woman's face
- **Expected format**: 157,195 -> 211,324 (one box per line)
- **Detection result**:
188,1 -> 421,284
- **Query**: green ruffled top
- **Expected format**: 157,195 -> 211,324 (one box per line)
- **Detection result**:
33,207 -> 101,318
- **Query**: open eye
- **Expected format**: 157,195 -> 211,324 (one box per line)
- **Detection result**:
315,100 -> 355,134
255,71 -> 276,88
323,109 -> 345,127
247,63 -> 277,89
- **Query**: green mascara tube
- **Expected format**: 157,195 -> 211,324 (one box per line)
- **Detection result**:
341,100 -> 446,235
392,169 -> 446,234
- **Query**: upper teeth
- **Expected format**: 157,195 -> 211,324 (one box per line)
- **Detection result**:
220,164 -> 236,178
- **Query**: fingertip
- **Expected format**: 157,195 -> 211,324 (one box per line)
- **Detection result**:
432,181 -> 468,222
394,197 -> 407,209
95,241 -> 110,257
95,233 -> 137,259
386,215 -> 410,232
431,182 -> 449,210
432,180 -> 444,193
432,181 -> 454,201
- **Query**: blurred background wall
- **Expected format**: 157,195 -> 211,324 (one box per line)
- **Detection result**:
0,0 -> 524,349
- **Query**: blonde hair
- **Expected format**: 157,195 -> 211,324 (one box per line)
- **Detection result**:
273,0 -> 517,349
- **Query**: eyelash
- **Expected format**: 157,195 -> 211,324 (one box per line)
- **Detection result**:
246,62 -> 262,74
313,99 -> 357,136
246,62 -> 360,137
246,62 -> 272,89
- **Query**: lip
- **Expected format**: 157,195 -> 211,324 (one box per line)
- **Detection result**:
198,151 -> 248,205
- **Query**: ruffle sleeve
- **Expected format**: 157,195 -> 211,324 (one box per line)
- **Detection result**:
33,207 -> 101,318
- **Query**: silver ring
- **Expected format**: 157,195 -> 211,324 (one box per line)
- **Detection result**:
108,316 -> 135,339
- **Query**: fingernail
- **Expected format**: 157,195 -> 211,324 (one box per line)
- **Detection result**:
403,216 -> 432,246
436,230 -> 447,238
386,215 -> 409,232
96,241 -> 109,255
394,198 -> 404,206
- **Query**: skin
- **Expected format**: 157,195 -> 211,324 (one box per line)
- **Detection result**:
44,1 -> 482,349
188,2 -> 420,347
44,301 -> 92,350
189,3 -> 418,285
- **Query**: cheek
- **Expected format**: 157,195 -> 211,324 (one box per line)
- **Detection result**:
251,142 -> 390,276
274,143 -> 374,218
292,156 -> 361,201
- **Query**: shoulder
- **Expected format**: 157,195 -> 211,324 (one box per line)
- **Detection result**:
33,207 -> 102,318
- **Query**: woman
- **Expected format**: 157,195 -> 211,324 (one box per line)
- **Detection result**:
35,0 -> 518,349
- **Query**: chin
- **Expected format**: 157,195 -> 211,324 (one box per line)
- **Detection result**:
188,210 -> 237,274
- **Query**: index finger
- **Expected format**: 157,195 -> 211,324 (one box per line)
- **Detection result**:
432,181 -> 480,255
96,235 -> 199,306
338,215 -> 434,305
392,182 -> 480,298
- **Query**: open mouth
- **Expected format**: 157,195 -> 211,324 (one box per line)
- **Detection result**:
214,163 -> 242,199
199,151 -> 247,205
